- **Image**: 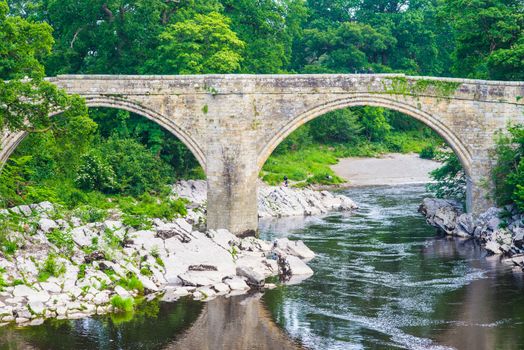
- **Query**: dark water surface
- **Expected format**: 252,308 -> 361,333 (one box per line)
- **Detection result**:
2,185 -> 524,350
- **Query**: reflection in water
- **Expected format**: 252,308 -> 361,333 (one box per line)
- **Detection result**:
0,294 -> 301,350
0,298 -> 204,350
167,294 -> 302,350
3,185 -> 524,350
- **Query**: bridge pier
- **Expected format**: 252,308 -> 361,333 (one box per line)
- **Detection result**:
466,158 -> 496,216
206,172 -> 259,237
204,103 -> 260,237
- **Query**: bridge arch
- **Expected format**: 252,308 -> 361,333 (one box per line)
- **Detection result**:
0,96 -> 207,171
257,94 -> 473,177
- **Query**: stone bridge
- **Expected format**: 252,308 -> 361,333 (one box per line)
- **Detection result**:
1,74 -> 524,236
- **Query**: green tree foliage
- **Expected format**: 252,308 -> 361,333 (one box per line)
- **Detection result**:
354,106 -> 391,141
0,156 -> 33,207
40,0 -> 222,75
0,0 -> 87,133
440,0 -> 524,80
298,22 -> 396,73
75,153 -> 117,193
427,151 -> 467,203
492,125 -> 524,211
88,137 -> 173,196
221,0 -> 307,73
309,109 -> 362,144
150,12 -> 245,74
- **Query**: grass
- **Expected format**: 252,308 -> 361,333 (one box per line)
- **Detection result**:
262,131 -> 440,186
117,274 -> 144,294
47,229 -> 75,253
110,295 -> 134,313
37,255 -> 66,282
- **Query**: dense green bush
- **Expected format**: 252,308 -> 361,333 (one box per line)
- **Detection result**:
273,124 -> 312,154
0,156 -> 33,207
97,137 -> 173,196
354,107 -> 391,142
419,145 -> 437,160
75,153 -> 117,193
492,124 -> 524,211
427,151 -> 466,203
309,109 -> 362,144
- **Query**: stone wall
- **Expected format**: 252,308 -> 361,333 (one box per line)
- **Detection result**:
1,74 -> 523,235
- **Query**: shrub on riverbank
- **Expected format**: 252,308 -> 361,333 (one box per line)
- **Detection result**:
492,124 -> 524,211
426,151 -> 466,203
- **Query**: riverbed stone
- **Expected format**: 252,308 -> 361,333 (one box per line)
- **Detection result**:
283,255 -> 314,276
223,276 -> 249,291
28,301 -> 45,315
212,283 -> 230,294
114,286 -> 131,298
71,226 -> 97,247
39,282 -> 61,293
236,266 -> 265,287
274,238 -> 316,260
0,179 -> 322,326
38,218 -> 58,234
178,271 -> 222,287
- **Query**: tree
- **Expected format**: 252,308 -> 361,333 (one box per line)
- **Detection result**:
0,0 -> 87,136
492,124 -> 524,210
297,21 -> 396,73
309,109 -> 362,144
427,151 -> 467,203
221,0 -> 307,73
354,107 -> 391,141
148,12 -> 245,74
440,0 -> 524,80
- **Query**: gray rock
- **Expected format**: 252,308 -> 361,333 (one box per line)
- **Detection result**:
38,219 -> 58,234
223,276 -> 249,291
236,266 -> 265,287
71,226 -> 97,247
280,255 -> 314,276
418,198 -> 463,235
455,213 -> 474,237
485,240 -> 502,255
28,301 -> 45,315
178,271 -> 222,287
212,282 -> 230,294
13,285 -> 35,298
39,282 -> 61,293
274,238 -> 315,260
114,286 -> 131,298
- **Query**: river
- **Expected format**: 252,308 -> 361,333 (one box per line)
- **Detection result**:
2,184 -> 524,350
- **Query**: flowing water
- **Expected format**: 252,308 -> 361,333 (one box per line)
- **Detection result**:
2,184 -> 524,350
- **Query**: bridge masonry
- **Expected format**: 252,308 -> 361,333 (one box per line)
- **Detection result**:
1,74 -> 524,236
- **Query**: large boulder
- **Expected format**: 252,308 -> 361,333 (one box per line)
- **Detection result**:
274,238 -> 315,260
418,198 -> 463,235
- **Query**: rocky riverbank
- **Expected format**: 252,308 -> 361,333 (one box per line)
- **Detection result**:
0,183 -> 357,327
172,180 -> 358,218
419,198 -> 524,267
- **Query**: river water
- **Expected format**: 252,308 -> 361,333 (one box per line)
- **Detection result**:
2,185 -> 524,350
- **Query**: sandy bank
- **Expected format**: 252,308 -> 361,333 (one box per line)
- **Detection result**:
331,153 -> 441,186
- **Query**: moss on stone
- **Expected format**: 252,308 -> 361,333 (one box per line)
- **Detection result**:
382,77 -> 461,98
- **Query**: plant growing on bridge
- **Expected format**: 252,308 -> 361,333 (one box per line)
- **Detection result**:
382,77 -> 461,99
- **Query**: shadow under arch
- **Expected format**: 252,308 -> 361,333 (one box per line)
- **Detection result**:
0,96 -> 207,171
257,94 -> 472,178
